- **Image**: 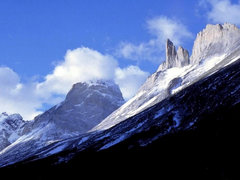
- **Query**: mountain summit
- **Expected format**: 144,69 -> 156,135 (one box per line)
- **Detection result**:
23,80 -> 124,137
191,23 -> 240,64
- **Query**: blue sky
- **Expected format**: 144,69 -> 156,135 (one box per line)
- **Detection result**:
1,0 -> 240,119
0,0 -> 204,76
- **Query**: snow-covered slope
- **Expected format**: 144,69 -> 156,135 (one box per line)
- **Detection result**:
0,113 -> 25,151
92,23 -> 240,131
1,23 -> 240,169
0,80 -> 124,166
3,53 -> 240,172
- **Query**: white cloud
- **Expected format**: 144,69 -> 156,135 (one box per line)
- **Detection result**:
0,47 -> 149,119
36,47 -> 118,96
115,66 -> 150,100
0,67 -> 20,93
117,16 -> 193,63
0,67 -> 42,120
147,16 -> 193,46
118,40 -> 160,63
200,0 -> 240,25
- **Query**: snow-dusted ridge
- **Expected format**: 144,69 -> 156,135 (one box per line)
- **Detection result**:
91,54 -> 229,131
0,113 -> 25,151
1,23 -> 240,167
92,51 -> 240,132
92,23 -> 240,132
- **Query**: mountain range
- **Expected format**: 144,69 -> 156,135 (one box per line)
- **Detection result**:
1,23 -> 240,179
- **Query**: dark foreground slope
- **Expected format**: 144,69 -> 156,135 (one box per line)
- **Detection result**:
2,59 -> 240,179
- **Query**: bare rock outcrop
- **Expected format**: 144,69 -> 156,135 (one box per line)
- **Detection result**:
0,113 -> 25,151
158,39 -> 190,71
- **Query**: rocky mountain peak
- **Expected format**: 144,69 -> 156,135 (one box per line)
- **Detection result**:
158,39 -> 190,71
190,23 -> 240,64
166,39 -> 177,64
26,80 -> 124,137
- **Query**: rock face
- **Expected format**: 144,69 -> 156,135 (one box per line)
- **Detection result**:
61,80 -> 124,132
177,46 -> 190,66
190,23 -> 240,64
0,113 -> 25,151
158,39 -> 190,71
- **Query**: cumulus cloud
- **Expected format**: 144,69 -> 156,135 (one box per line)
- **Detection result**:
0,47 -> 149,119
115,66 -> 150,100
0,67 -> 42,120
118,16 -> 193,63
36,47 -> 118,96
37,47 -> 148,101
0,67 -> 20,93
200,0 -> 240,25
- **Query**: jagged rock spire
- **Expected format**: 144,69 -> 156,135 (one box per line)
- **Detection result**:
158,39 -> 190,71
165,39 -> 177,68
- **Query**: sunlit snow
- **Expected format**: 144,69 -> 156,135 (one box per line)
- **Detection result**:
93,52 -> 240,132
